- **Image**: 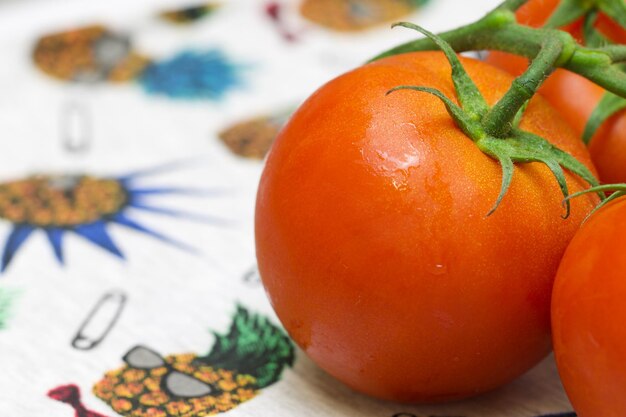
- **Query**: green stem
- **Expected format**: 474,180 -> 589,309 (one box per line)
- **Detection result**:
369,11 -> 519,62
569,57 -> 626,96
370,8 -> 626,98
569,184 -> 626,196
544,0 -> 590,29
565,183 -> 624,220
599,45 -> 626,62
484,38 -> 563,137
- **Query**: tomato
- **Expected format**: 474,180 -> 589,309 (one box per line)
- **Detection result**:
552,197 -> 626,417
486,0 -> 626,183
255,51 -> 597,402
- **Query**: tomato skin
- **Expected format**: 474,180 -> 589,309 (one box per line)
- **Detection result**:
552,198 -> 626,417
255,52 -> 597,402
588,111 -> 626,183
486,0 -> 626,183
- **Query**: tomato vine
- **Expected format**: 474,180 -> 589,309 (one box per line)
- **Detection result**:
371,0 -> 626,213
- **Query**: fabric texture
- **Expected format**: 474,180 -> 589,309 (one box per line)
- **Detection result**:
0,0 -> 575,416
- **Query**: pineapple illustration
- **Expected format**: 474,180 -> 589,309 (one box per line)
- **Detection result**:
93,306 -> 295,417
33,25 -> 150,83
33,25 -> 240,100
218,109 -> 292,160
0,175 -> 127,228
300,0 -> 430,32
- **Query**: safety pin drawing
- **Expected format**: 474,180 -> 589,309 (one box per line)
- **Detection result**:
71,290 -> 127,350
242,264 -> 261,286
60,101 -> 92,154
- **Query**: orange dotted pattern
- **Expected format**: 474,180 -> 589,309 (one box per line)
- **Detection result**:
0,175 -> 127,227
93,353 -> 259,417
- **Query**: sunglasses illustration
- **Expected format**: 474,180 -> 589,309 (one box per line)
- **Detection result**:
123,345 -> 217,399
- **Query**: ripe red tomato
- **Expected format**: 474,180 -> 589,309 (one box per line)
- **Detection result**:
255,51 -> 597,402
486,0 -> 626,183
552,197 -> 626,417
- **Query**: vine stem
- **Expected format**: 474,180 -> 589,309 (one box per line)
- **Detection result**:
483,38 -> 563,137
370,5 -> 626,99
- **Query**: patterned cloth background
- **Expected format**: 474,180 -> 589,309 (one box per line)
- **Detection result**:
0,0 -> 577,416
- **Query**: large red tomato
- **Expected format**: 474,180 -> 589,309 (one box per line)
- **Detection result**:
486,0 -> 626,183
552,197 -> 626,417
255,51 -> 597,402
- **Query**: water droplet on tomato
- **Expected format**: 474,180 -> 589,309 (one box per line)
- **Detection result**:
360,120 -> 423,191
430,264 -> 447,276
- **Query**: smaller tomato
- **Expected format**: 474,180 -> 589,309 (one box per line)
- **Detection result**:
552,197 -> 626,417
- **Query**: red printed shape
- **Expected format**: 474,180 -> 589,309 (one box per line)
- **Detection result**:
48,384 -> 110,417
264,1 -> 298,42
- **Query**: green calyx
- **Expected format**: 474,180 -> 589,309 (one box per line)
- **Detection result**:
386,23 -> 599,216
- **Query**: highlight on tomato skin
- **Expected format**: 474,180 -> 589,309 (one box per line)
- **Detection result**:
552,197 -> 626,417
255,50 -> 598,403
485,0 -> 626,184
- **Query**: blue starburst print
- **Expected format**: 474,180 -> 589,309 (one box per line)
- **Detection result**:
0,162 -> 227,273
138,49 -> 242,100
